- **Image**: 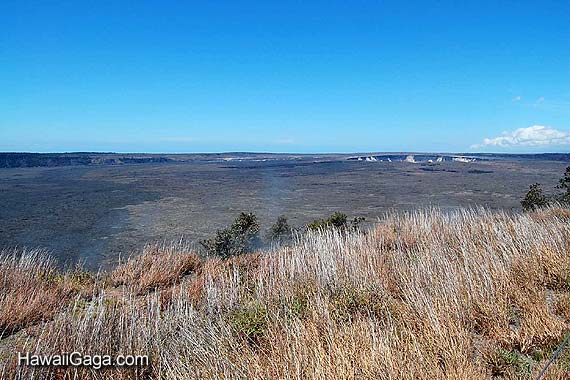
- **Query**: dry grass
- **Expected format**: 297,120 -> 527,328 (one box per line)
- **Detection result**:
0,249 -> 93,339
112,242 -> 202,295
2,207 -> 570,379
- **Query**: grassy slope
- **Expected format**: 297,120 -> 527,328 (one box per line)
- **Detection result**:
2,207 -> 570,379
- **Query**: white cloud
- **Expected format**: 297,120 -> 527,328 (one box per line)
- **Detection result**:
513,95 -> 521,101
473,125 -> 570,148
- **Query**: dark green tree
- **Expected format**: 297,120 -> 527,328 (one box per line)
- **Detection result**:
200,229 -> 235,258
230,212 -> 260,246
307,214 -> 340,231
521,183 -> 549,212
328,212 -> 348,228
201,212 -> 260,258
556,165 -> 570,204
267,215 -> 293,243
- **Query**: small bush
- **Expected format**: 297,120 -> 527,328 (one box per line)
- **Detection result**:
229,303 -> 268,346
201,212 -> 261,258
307,212 -> 347,231
307,212 -> 365,232
487,349 -> 532,377
267,215 -> 293,243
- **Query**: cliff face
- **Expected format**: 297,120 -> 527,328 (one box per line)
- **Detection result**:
0,153 -> 172,168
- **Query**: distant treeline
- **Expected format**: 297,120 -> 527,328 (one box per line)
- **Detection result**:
0,153 -> 172,168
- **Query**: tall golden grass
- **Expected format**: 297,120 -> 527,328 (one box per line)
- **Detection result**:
2,207 -> 570,379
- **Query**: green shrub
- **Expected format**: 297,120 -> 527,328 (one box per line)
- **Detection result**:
307,212 -> 365,232
557,166 -> 570,204
200,212 -> 260,258
521,166 -> 570,210
307,212 -> 347,231
229,303 -> 268,345
267,215 -> 293,243
487,349 -> 532,377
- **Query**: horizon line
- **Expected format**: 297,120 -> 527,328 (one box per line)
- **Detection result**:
2,151 -> 570,156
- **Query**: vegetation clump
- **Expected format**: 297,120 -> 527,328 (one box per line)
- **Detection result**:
307,212 -> 365,232
521,183 -> 549,212
266,215 -> 293,243
200,212 -> 261,258
557,166 -> 570,204
521,165 -> 570,211
229,302 -> 268,346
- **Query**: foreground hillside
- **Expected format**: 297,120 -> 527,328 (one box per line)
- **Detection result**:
2,208 -> 570,379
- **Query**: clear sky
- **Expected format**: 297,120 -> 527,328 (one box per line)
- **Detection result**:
1,1 -> 569,153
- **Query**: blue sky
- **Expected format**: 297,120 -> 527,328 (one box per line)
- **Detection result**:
1,0 -> 569,153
